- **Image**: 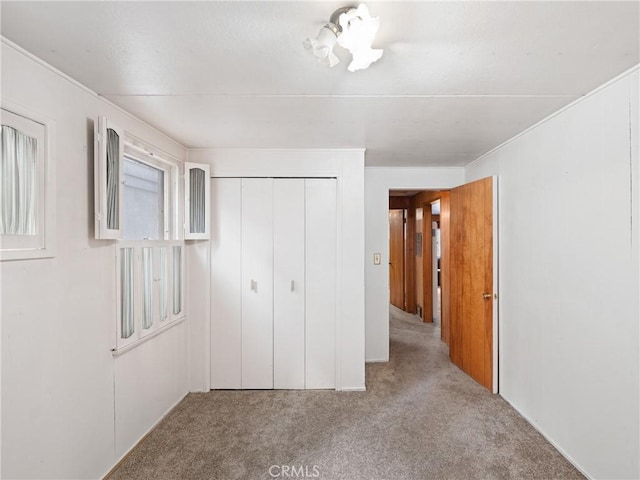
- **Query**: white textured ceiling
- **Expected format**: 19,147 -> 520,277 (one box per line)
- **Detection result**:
1,1 -> 638,166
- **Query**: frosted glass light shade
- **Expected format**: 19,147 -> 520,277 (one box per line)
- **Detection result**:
337,4 -> 383,72
303,26 -> 340,67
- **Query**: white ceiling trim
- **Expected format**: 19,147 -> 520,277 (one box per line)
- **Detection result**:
102,93 -> 578,99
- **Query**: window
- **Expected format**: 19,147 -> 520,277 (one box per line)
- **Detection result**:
95,116 -> 192,351
123,156 -> 166,240
95,118 -> 209,351
1,104 -> 55,261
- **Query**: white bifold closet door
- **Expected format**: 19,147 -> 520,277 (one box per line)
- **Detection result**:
305,179 -> 337,389
210,178 -> 242,389
210,177 -> 336,390
241,178 -> 274,389
273,179 -> 305,389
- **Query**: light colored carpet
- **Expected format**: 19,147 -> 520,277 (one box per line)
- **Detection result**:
109,306 -> 583,480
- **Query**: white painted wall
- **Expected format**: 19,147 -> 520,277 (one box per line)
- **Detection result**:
364,167 -> 464,362
466,68 -> 640,480
1,40 -> 188,479
186,149 -> 366,391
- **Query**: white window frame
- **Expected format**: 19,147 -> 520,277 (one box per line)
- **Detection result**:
1,101 -> 56,261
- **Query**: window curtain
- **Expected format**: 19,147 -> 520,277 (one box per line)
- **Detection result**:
159,247 -> 168,322
173,246 -> 182,315
0,125 -> 38,235
189,168 -> 205,233
106,128 -> 120,230
121,248 -> 135,339
142,247 -> 153,329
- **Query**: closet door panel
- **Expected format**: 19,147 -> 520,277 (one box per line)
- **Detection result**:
273,179 -> 305,389
241,178 -> 274,389
305,179 -> 337,389
210,178 -> 242,389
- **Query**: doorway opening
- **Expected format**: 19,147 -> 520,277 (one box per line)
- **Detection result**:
388,178 -> 498,393
388,190 -> 450,346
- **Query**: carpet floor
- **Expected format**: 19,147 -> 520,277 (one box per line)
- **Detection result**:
109,306 -> 584,480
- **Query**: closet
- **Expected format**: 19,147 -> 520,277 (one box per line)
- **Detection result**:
210,177 -> 337,390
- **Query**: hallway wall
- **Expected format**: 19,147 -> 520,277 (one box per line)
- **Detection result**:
466,67 -> 640,479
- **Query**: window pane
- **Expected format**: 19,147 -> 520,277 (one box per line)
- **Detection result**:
173,245 -> 182,315
123,157 -> 164,240
189,167 -> 205,234
121,247 -> 135,339
1,125 -> 38,235
142,247 -> 153,329
106,128 -> 120,230
159,247 -> 168,322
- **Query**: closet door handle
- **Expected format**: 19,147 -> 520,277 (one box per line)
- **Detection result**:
250,279 -> 257,292
290,280 -> 295,292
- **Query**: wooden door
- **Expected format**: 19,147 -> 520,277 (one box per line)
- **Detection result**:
273,179 -> 305,389
449,177 -> 496,392
389,209 -> 405,309
305,179 -> 337,389
210,178 -> 243,389
241,178 -> 274,389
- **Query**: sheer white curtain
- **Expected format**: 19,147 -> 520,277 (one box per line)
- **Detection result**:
1,125 -> 38,235
142,247 -> 153,329
173,245 -> 182,315
189,168 -> 205,233
106,128 -> 120,230
159,247 -> 168,322
120,247 -> 135,339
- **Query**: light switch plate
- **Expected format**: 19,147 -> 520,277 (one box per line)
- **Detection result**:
373,253 -> 381,265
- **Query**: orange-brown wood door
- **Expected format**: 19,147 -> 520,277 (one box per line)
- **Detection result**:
389,209 -> 405,309
449,177 -> 495,391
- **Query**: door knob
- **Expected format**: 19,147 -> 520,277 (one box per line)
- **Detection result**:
482,293 -> 492,300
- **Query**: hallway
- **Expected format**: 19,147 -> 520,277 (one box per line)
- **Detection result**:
109,307 -> 583,480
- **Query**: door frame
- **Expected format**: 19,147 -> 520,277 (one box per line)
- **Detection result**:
491,177 -> 499,393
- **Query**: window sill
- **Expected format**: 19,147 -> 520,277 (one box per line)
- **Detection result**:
111,315 -> 185,357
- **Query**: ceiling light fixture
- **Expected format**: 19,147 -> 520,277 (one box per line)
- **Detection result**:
303,3 -> 383,72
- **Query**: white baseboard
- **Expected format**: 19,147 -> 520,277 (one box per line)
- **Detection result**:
340,386 -> 366,392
